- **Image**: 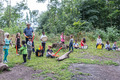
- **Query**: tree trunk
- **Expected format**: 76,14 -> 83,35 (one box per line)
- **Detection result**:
57,51 -> 72,61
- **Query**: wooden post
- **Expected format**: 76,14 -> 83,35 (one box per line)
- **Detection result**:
0,29 -> 9,71
0,29 -> 4,63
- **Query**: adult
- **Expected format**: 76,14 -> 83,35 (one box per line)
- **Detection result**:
60,32 -> 65,44
40,32 -> 47,56
23,23 -> 35,53
96,35 -> 104,49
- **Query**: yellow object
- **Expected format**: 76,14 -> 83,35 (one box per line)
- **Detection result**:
38,48 -> 41,50
97,44 -> 102,49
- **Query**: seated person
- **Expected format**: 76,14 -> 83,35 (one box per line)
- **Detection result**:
46,46 -> 55,58
105,41 -> 112,51
74,40 -> 79,49
112,41 -> 118,50
96,35 -> 104,49
81,38 -> 87,49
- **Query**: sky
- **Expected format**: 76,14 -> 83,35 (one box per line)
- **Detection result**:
0,0 -> 49,27
1,0 -> 48,14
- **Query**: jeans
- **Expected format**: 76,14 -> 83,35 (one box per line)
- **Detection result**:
23,54 -> 27,62
27,50 -> 32,59
26,37 -> 35,52
106,48 -> 112,51
4,49 -> 8,61
69,42 -> 73,51
96,43 -> 104,48
46,53 -> 55,58
42,43 -> 46,56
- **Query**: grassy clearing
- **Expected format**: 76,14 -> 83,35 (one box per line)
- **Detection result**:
5,37 -> 120,80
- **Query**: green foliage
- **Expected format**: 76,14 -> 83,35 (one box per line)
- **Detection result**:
37,0 -> 120,35
106,27 -> 120,42
87,27 -> 120,42
3,23 -> 26,34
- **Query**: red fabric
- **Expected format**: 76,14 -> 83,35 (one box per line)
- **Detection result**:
81,40 -> 84,46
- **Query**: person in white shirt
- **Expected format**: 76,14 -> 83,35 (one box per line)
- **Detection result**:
73,40 -> 80,49
40,32 -> 47,56
105,41 -> 112,51
96,35 -> 104,49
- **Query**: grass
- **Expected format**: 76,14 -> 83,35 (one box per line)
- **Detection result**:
4,36 -> 120,80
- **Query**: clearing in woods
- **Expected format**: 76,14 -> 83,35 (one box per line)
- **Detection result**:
1,36 -> 120,80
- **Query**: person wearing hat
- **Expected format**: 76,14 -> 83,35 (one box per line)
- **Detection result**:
23,23 -> 35,53
27,37 -> 32,60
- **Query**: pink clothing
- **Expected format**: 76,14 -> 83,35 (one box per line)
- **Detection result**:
60,35 -> 65,42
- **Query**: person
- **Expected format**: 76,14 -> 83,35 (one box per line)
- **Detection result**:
81,38 -> 87,49
69,35 -> 73,51
96,35 -> 104,49
60,32 -> 65,44
19,40 -> 27,64
105,41 -> 112,51
23,23 -> 35,53
112,41 -> 118,50
15,32 -> 21,55
46,46 -> 55,58
3,32 -> 12,63
40,32 -> 47,56
73,40 -> 79,49
27,37 -> 32,60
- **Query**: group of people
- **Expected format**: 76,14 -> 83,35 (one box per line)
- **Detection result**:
60,32 -> 87,51
96,35 -> 119,51
2,23 -> 119,64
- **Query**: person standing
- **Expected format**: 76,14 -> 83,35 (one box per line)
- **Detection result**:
15,32 -> 21,55
60,32 -> 65,44
19,40 -> 27,64
69,35 -> 74,51
27,37 -> 32,60
3,32 -> 12,63
23,23 -> 35,53
40,32 -> 47,56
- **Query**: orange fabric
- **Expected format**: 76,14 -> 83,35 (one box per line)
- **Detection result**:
16,45 -> 18,54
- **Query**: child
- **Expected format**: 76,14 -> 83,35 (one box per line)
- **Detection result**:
112,41 -> 118,50
73,40 -> 79,49
96,35 -> 104,49
15,32 -> 21,55
3,32 -> 12,63
19,40 -> 27,64
46,46 -> 55,58
81,38 -> 87,49
27,37 -> 32,60
40,31 -> 47,56
60,32 -> 65,44
105,41 -> 112,51
69,35 -> 73,51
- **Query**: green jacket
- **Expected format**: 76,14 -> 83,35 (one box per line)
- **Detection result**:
19,45 -> 27,55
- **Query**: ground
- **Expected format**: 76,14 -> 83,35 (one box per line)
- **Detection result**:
0,36 -> 120,80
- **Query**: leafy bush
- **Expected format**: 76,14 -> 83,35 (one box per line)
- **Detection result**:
106,27 -> 120,42
3,24 -> 26,34
87,27 -> 120,42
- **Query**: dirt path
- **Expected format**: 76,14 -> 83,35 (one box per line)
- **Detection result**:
69,63 -> 120,80
0,65 -> 43,80
1,64 -> 120,80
